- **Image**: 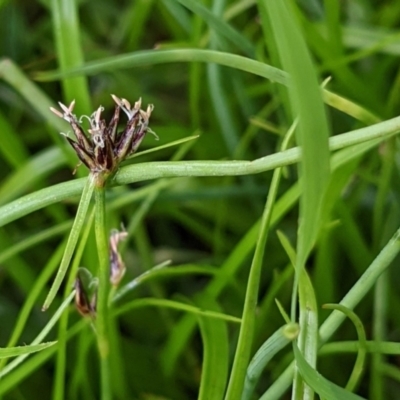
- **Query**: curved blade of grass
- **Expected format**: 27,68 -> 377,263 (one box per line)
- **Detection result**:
196,297 -> 229,400
35,49 -> 288,85
2,115 -> 400,229
323,304 -> 367,392
42,175 -> 95,311
292,344 -> 366,400
0,342 -> 56,359
242,323 -> 299,400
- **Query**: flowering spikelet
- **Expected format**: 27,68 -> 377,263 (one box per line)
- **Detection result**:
74,269 -> 97,318
50,95 -> 157,176
74,228 -> 128,318
109,229 -> 128,287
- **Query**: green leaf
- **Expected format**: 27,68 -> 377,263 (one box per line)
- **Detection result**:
323,304 -> 367,392
42,175 -> 95,310
242,323 -> 299,400
262,0 -> 331,267
35,49 -> 288,85
293,344 -> 366,400
50,0 -> 91,114
0,342 -> 57,359
196,297 -> 229,400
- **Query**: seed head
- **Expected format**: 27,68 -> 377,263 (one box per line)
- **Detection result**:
50,95 -> 156,176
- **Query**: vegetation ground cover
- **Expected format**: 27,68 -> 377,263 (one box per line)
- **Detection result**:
1,1 -> 400,399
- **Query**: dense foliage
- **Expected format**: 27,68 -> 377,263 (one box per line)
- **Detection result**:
1,1 -> 400,399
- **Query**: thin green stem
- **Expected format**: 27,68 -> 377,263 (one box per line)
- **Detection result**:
224,123 -> 295,400
370,273 -> 388,399
224,166 -> 281,399
2,114 -> 400,229
94,176 -> 111,400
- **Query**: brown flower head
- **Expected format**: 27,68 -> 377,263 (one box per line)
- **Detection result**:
50,95 -> 156,176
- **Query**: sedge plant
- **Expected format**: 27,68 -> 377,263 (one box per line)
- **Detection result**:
2,1 -> 400,400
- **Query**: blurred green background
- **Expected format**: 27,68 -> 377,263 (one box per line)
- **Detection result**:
1,0 -> 400,399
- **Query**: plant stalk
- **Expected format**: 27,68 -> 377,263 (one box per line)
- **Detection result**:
94,174 -> 111,400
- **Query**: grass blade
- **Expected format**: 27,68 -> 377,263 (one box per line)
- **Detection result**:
242,323 -> 299,400
323,304 -> 367,392
50,0 -> 91,113
42,175 -> 95,310
292,344 -> 366,400
35,49 -> 288,85
263,0 -> 330,269
0,342 -> 56,359
196,297 -> 229,400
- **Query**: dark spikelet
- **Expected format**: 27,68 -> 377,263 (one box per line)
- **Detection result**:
94,144 -> 106,171
70,119 -> 92,152
115,117 -> 138,161
103,136 -> 115,171
106,105 -> 120,143
66,138 -> 95,170
50,95 -> 155,176
74,277 -> 95,317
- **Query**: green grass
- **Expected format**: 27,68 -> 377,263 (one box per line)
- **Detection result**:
1,0 -> 400,399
